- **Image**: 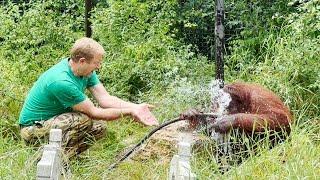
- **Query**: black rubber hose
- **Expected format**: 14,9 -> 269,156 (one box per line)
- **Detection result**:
107,117 -> 183,170
107,113 -> 218,170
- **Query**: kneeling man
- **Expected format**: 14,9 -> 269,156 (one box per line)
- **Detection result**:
19,37 -> 158,158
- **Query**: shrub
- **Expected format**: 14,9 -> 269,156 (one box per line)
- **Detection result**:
92,0 -> 214,100
226,0 -> 320,119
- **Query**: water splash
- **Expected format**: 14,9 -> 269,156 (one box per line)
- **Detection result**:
209,79 -> 231,117
209,80 -> 232,155
151,78 -> 213,120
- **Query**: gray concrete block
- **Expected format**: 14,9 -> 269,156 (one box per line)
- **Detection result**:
37,129 -> 62,180
49,129 -> 62,147
169,132 -> 196,180
178,142 -> 191,162
37,146 -> 59,179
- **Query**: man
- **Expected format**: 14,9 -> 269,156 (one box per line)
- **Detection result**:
19,37 -> 158,158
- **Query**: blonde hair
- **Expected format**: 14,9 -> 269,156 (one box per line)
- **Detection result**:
70,37 -> 105,62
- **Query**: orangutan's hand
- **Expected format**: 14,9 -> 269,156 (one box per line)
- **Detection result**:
180,108 -> 203,128
211,116 -> 236,133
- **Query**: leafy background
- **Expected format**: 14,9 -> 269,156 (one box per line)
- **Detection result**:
0,0 -> 319,179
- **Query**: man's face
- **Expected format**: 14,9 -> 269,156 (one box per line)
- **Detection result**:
79,54 -> 103,77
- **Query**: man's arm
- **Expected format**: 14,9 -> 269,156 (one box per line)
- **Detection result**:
86,83 -> 158,126
72,98 -> 132,121
73,97 -> 159,126
89,83 -> 138,108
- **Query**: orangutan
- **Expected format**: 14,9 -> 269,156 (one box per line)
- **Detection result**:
181,82 -> 292,136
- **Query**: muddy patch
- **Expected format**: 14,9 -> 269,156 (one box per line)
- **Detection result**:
125,121 -> 210,164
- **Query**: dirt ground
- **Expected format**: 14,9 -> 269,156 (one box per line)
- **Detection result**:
127,121 -> 211,163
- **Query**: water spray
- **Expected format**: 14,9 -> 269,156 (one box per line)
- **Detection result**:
210,80 -> 232,157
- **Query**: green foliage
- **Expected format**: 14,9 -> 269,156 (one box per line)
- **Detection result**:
226,0 -> 320,119
0,1 -> 82,85
170,0 -> 215,58
0,0 -> 319,179
92,0 -> 214,100
0,1 -> 84,136
168,0 -> 294,59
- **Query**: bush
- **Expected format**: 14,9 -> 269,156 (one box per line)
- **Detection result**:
0,1 -> 83,136
92,0 -> 214,100
226,0 -> 320,120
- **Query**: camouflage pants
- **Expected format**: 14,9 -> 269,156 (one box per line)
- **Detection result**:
20,112 -> 106,158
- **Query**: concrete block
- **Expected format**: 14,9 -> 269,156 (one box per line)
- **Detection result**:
37,147 -> 59,179
169,132 -> 196,180
49,129 -> 62,147
169,155 -> 179,180
36,129 -> 62,180
177,161 -> 196,180
178,142 -> 191,162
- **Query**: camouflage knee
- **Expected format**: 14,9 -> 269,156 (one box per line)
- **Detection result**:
20,125 -> 49,145
64,121 -> 107,158
89,121 -> 107,141
48,112 -> 93,132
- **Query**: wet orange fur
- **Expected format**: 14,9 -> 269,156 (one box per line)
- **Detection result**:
216,82 -> 292,134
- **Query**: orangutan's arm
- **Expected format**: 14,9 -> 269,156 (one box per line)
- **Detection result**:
213,113 -> 290,133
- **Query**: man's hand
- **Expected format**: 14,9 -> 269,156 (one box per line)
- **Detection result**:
131,104 -> 159,126
139,103 -> 155,109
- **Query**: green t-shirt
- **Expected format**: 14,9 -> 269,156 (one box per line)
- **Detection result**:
19,58 -> 100,126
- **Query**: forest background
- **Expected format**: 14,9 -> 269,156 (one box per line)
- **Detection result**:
0,0 -> 319,179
